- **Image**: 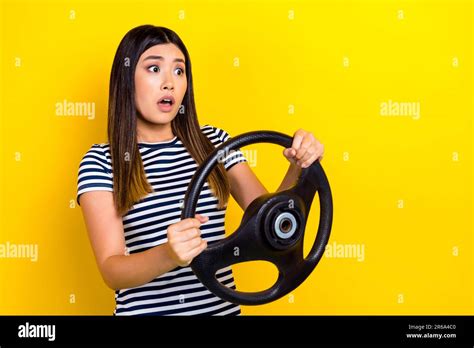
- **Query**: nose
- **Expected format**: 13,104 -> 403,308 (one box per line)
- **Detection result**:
161,72 -> 174,91
162,81 -> 174,91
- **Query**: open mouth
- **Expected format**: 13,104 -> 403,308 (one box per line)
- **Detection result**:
157,95 -> 175,112
158,95 -> 175,106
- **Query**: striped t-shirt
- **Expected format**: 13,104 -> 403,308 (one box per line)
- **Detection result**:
76,124 -> 247,315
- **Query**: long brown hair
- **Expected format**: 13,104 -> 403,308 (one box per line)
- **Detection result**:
108,25 -> 229,216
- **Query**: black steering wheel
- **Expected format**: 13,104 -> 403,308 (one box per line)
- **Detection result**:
181,131 -> 333,305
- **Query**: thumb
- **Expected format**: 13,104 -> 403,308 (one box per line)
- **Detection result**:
195,214 -> 209,222
283,148 -> 296,158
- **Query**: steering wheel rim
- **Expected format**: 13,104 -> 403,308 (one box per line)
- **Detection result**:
181,130 -> 333,305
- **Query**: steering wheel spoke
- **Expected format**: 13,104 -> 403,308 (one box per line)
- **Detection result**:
192,213 -> 267,280
284,163 -> 320,220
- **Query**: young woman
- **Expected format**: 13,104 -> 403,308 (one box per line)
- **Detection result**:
76,25 -> 324,316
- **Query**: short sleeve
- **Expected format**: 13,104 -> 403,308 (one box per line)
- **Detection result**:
76,144 -> 114,206
202,124 -> 248,171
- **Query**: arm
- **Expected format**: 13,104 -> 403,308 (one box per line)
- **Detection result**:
227,162 -> 302,211
80,191 -> 177,290
80,191 -> 207,290
276,163 -> 302,192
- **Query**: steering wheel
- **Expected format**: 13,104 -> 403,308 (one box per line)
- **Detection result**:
181,131 -> 333,305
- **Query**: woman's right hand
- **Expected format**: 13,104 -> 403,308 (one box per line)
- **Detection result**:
166,214 -> 209,267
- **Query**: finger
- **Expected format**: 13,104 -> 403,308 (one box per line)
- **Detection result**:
182,236 -> 204,250
305,144 -> 324,165
171,218 -> 202,233
172,227 -> 201,243
295,136 -> 313,160
195,214 -> 209,223
183,239 -> 208,261
291,130 -> 305,152
300,153 -> 319,168
296,148 -> 314,166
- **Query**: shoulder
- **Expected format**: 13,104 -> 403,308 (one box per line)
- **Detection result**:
78,143 -> 112,173
76,143 -> 114,206
200,124 -> 233,144
200,124 -> 248,170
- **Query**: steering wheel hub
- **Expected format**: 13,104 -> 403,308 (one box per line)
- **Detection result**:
262,196 -> 305,250
275,212 -> 297,239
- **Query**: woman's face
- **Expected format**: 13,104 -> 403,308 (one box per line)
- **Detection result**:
134,43 -> 187,125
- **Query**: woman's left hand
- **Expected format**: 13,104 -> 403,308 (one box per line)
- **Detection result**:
283,129 -> 324,168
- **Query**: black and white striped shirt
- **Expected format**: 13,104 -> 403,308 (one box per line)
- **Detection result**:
76,124 -> 247,315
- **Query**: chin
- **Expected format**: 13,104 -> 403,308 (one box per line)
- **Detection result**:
148,112 -> 178,124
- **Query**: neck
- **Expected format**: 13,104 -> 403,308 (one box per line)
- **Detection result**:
136,117 -> 174,142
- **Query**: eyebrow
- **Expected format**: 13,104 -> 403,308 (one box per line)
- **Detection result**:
143,55 -> 185,63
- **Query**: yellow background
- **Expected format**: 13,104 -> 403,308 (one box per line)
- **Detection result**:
0,0 -> 472,315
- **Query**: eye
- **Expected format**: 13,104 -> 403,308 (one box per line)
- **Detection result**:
147,65 -> 159,73
175,67 -> 185,76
